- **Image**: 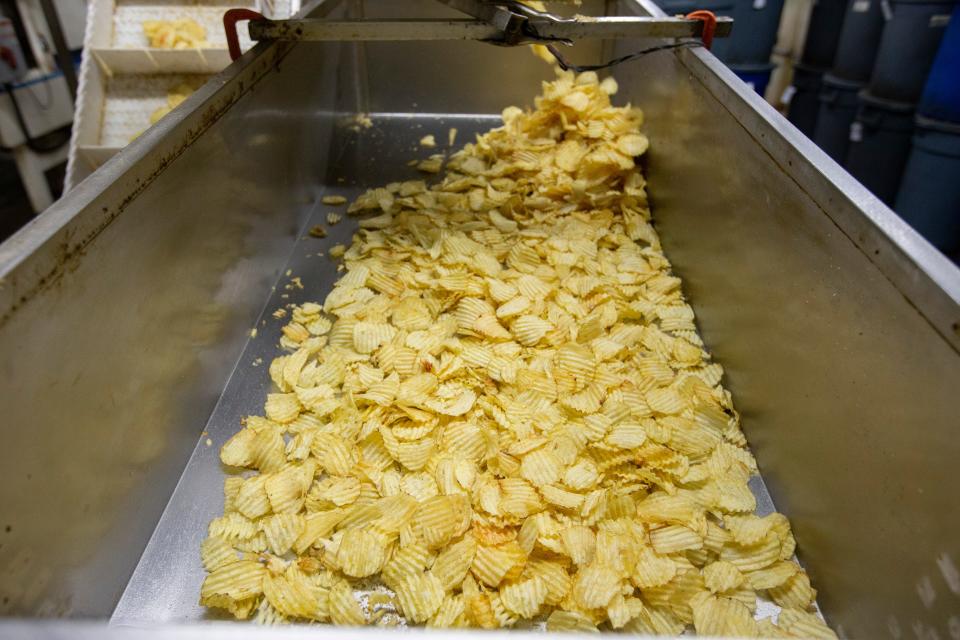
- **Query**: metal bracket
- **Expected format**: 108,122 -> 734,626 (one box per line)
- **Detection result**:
224,2 -> 732,61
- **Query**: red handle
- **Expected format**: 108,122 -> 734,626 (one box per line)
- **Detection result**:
685,10 -> 718,50
224,8 -> 265,61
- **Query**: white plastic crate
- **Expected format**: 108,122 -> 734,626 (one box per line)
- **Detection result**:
66,0 -> 294,188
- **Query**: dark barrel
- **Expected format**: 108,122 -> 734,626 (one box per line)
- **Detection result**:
788,63 -> 826,136
801,0 -> 849,68
844,91 -> 915,204
814,73 -> 864,160
832,0 -> 885,81
867,0 -> 956,103
895,116 -> 960,252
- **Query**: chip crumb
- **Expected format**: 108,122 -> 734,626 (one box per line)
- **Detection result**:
322,195 -> 347,206
327,212 -> 342,225
329,244 -> 346,258
343,113 -> 373,131
419,134 -> 436,148
309,224 -> 327,238
416,154 -> 444,173
272,308 -> 287,319
448,127 -> 458,146
284,269 -> 292,277
248,328 -> 257,338
205,438 -> 213,446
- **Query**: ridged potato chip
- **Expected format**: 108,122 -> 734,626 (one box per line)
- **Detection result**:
703,560 -> 744,593
338,529 -> 388,577
572,563 -> 620,609
394,572 -> 445,623
328,579 -> 365,625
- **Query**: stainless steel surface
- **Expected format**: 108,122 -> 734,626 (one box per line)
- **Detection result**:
0,2 -> 346,617
0,0 -> 958,634
248,16 -> 732,43
530,16 -> 733,40
249,19 -> 504,41
613,2 -> 960,637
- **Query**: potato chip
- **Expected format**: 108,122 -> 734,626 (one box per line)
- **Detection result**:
394,572 -> 445,623
572,563 -> 620,609
381,542 -> 433,590
433,535 -> 478,590
546,609 -> 599,632
428,593 -> 465,627
703,560 -> 744,593
650,525 -> 703,554
200,560 -> 266,604
311,433 -> 359,476
511,315 -> 552,346
236,475 -> 271,519
265,393 -> 300,423
778,608 -> 838,639
540,483 -> 584,510
472,541 -> 526,587
691,594 -> 758,637
563,458 -> 599,491
632,546 -> 677,589
525,559 -> 571,605
720,530 -> 781,572
499,575 -> 547,618
200,535 -> 239,573
263,570 -> 325,620
337,529 -> 388,577
561,525 -> 596,566
724,513 -> 774,546
261,513 -> 305,556
768,569 -> 816,609
520,446 -> 562,486
328,579 -> 365,625
294,509 -> 346,553
498,477 -> 543,518
743,559 -> 799,590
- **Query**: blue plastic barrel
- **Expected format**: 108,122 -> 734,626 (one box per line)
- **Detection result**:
814,73 -> 864,160
895,116 -> 960,252
731,62 -> 775,95
844,91 -> 915,204
832,0 -> 885,81
724,0 -> 787,64
788,63 -> 825,136
802,0 -> 849,68
918,4 -> 960,122
868,0 -> 956,103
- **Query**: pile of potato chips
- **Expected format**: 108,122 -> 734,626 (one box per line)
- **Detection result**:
142,18 -> 209,49
199,70 -> 834,637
